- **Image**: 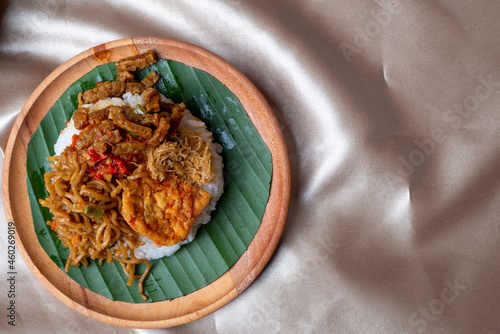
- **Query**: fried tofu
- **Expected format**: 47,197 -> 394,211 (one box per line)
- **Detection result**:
122,172 -> 211,246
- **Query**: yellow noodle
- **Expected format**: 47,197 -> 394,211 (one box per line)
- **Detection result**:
80,187 -> 115,202
73,252 -> 86,264
95,222 -> 108,250
69,154 -> 81,185
54,178 -> 67,197
87,179 -> 113,193
135,260 -> 150,301
72,162 -> 87,185
127,172 -> 149,180
106,247 -> 112,263
70,185 -> 86,208
110,182 -> 123,198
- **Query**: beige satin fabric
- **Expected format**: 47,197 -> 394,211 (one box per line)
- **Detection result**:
2,0 -> 500,333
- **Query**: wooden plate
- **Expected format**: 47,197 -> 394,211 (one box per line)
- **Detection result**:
2,37 -> 290,328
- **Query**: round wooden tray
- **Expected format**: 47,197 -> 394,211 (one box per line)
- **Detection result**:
2,37 -> 290,328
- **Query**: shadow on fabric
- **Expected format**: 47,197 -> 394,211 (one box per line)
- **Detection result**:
0,1 -> 10,35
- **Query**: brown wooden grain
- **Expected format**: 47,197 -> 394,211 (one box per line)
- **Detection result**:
2,37 -> 290,328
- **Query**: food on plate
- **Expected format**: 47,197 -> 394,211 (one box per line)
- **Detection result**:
39,50 -> 224,300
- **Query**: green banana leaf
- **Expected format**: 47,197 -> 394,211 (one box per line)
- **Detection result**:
26,59 -> 272,303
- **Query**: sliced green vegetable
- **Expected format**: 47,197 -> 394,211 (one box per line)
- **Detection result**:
127,130 -> 138,138
84,205 -> 104,219
129,104 -> 146,115
136,104 -> 146,114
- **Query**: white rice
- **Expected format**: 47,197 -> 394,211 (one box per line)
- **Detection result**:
54,93 -> 224,260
